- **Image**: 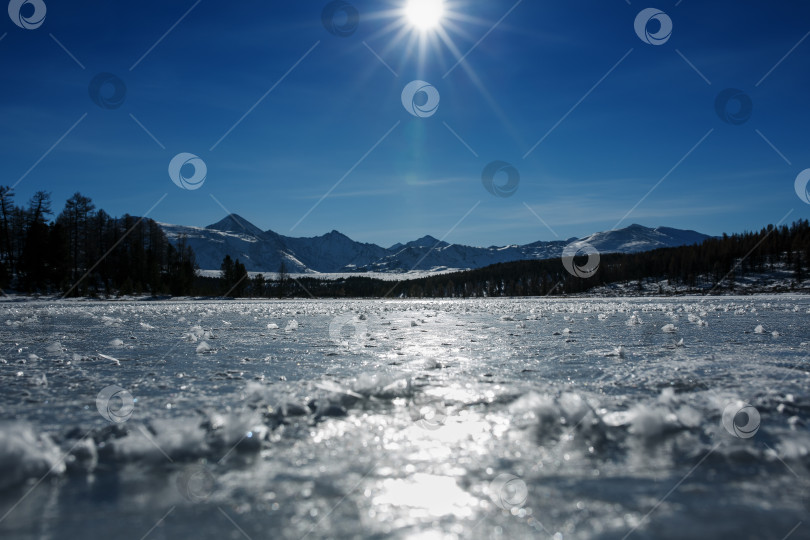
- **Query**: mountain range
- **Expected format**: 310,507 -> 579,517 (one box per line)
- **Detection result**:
158,215 -> 711,274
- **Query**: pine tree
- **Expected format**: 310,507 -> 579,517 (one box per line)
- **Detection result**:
20,191 -> 52,291
57,192 -> 96,287
251,273 -> 266,297
220,255 -> 235,295
278,260 -> 288,299
233,259 -> 248,297
0,186 -> 15,277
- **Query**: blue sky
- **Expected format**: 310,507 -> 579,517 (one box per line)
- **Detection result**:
2,0 -> 809,247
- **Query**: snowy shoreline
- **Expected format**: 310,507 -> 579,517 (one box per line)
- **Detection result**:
2,290 -> 809,303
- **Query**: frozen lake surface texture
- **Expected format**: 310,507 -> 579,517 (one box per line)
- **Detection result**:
1,297 -> 809,540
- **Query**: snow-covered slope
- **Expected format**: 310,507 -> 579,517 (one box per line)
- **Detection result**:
159,216 -> 710,274
160,214 -> 308,273
579,224 -> 708,253
356,238 -> 570,273
280,230 -> 390,273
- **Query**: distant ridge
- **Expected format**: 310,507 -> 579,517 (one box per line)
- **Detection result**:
159,216 -> 710,274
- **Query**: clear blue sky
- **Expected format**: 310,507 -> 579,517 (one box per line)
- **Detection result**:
2,0 -> 809,247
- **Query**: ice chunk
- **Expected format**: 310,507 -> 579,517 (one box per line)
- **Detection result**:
110,338 -> 124,348
190,325 -> 205,338
315,380 -> 364,399
754,325 -> 765,334
107,419 -> 209,463
662,324 -> 677,333
196,341 -> 213,354
266,323 -> 279,330
285,320 -> 299,332
352,373 -> 412,399
0,422 -> 65,491
98,353 -> 121,365
627,405 -> 678,439
45,342 -> 63,354
66,438 -> 97,472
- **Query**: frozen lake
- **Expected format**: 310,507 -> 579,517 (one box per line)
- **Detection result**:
1,296 -> 809,539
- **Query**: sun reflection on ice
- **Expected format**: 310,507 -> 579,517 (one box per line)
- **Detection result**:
373,473 -> 477,518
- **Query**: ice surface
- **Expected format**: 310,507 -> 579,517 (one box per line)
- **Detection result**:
0,296 -> 808,539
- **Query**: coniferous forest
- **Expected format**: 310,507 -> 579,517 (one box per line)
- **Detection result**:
1,187 -> 808,298
0,188 -> 196,296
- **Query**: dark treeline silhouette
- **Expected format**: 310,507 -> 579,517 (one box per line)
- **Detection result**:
219,255 -> 249,297
196,260 -> 305,299
0,187 -> 197,296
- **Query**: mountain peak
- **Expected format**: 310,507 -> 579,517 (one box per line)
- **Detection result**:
580,224 -> 709,253
410,235 -> 443,247
206,214 -> 265,237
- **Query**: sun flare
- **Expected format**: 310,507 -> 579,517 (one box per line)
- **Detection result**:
404,0 -> 445,31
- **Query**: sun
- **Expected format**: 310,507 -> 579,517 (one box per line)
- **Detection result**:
404,0 -> 445,31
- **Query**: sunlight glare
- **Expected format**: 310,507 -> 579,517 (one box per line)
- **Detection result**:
374,474 -> 477,517
405,0 -> 445,31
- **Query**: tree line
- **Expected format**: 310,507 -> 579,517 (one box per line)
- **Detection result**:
0,187 -> 196,296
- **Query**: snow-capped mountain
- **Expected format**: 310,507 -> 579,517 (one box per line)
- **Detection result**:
280,230 -> 390,273
159,215 -> 710,274
579,224 -> 708,253
160,215 -> 308,273
354,236 -> 570,273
